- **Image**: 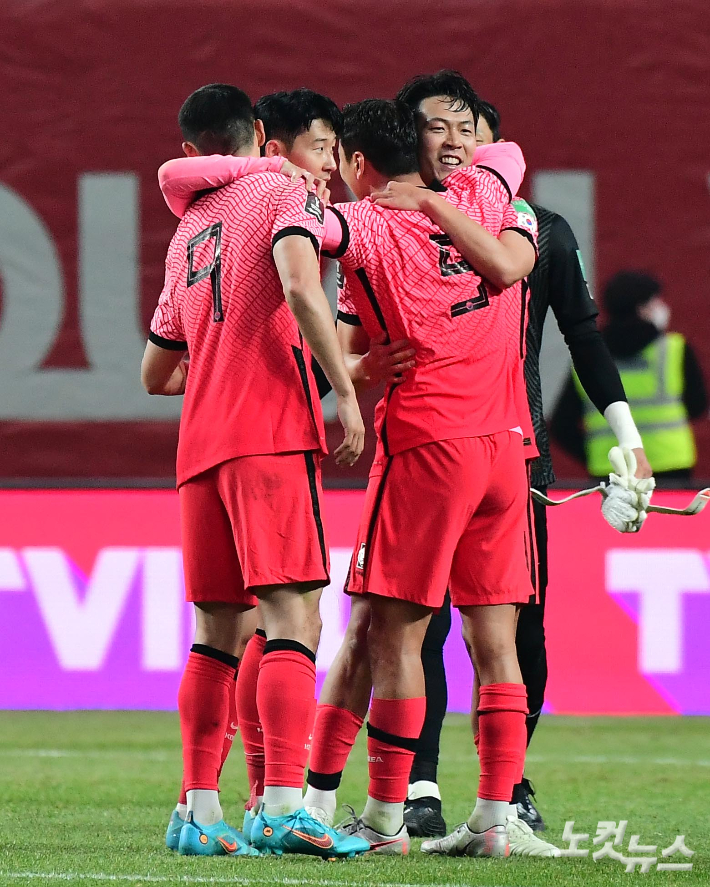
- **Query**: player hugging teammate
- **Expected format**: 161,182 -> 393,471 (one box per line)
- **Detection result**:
143,74 -> 652,861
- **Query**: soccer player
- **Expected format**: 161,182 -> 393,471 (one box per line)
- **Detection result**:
141,83 -> 368,860
312,98 -> 535,856
402,95 -> 655,846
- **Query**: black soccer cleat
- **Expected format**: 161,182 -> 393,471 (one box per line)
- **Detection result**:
512,777 -> 546,832
403,796 -> 447,838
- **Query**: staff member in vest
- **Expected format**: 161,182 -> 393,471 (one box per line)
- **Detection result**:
552,271 -> 708,481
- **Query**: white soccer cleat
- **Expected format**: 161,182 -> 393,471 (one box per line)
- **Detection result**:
421,822 -> 509,857
336,808 -> 410,855
506,814 -> 561,857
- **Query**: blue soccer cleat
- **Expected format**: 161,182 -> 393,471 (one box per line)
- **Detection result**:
165,808 -> 186,851
177,811 -> 259,856
250,807 -> 370,859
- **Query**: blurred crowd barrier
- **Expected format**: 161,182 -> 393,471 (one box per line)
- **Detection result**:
0,489 -> 707,714
0,0 -> 709,483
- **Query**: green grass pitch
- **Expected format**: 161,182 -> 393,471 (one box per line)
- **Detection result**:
1,712 -> 707,886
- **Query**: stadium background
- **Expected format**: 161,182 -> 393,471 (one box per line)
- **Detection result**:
1,0 -> 709,715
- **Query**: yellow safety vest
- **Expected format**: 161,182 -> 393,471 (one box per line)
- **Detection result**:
574,332 -> 696,476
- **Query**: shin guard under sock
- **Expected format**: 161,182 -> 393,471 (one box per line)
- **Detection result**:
477,682 -> 527,801
178,646 -> 238,792
367,697 -> 426,803
307,704 -> 365,791
257,641 -> 317,788
217,667 -> 239,780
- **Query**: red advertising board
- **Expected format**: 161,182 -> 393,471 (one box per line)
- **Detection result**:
1,0 -> 708,482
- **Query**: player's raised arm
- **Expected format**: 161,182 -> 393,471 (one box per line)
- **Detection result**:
158,154 -> 327,218
372,183 -> 536,289
467,140 -> 526,198
272,235 -> 364,465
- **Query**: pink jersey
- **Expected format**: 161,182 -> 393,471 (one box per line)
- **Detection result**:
150,173 -> 327,486
333,171 -> 538,455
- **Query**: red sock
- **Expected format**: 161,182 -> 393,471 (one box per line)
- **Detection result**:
367,697 -> 426,803
217,669 -> 239,780
307,704 -> 364,788
477,683 -> 528,801
178,780 -> 187,807
305,695 -> 317,757
178,649 -> 235,792
257,643 -> 317,788
236,631 -> 266,801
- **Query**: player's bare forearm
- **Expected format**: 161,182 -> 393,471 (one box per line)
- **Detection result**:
337,324 -> 416,392
274,241 -> 353,399
338,323 -> 376,391
287,295 -> 365,466
288,290 -> 355,399
344,353 -> 371,391
273,237 -> 364,463
141,341 -> 188,395
418,192 -> 535,288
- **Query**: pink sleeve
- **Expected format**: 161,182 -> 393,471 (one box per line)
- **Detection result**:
157,154 -> 286,218
469,141 -> 526,198
149,242 -> 186,347
321,205 -> 350,257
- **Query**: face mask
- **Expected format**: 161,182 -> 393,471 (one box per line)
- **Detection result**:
648,301 -> 671,332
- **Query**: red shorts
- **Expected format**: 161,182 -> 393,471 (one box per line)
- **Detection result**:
179,452 -> 330,606
347,433 -> 535,609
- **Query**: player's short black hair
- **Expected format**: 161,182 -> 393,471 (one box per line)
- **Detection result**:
178,84 -> 255,154
396,70 -> 479,125
254,89 -> 342,148
340,99 -> 419,178
478,99 -> 501,141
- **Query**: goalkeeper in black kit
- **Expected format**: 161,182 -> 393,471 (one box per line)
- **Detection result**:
403,98 -> 655,855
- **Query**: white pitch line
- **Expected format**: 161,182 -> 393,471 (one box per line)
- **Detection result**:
0,750 -> 170,760
2,749 -> 710,772
2,749 -> 709,767
525,753 -> 710,767
0,873 -> 530,887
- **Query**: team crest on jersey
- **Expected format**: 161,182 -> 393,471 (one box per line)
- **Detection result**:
304,192 -> 325,224
356,542 -> 366,571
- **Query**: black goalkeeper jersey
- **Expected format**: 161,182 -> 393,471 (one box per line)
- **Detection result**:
525,204 -> 600,487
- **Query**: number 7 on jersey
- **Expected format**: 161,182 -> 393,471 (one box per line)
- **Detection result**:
187,222 -> 224,322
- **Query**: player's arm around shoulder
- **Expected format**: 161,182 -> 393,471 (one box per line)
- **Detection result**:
372,183 -> 536,289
